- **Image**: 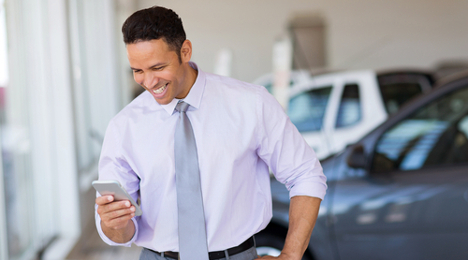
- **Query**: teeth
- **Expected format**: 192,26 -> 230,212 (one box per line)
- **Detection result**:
153,84 -> 167,94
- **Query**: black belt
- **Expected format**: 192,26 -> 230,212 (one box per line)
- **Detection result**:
146,236 -> 255,260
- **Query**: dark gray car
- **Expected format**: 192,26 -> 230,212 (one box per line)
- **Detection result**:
257,72 -> 468,260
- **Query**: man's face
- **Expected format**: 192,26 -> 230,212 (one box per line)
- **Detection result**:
126,39 -> 193,105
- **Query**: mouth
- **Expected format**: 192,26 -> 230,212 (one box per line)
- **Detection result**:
152,83 -> 168,95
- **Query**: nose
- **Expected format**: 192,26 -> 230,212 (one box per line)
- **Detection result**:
141,73 -> 159,89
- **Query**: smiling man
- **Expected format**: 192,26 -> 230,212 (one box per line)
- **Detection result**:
95,6 -> 327,260
127,39 -> 196,105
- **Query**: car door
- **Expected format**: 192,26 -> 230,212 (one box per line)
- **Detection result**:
325,71 -> 387,156
330,78 -> 468,260
288,70 -> 388,160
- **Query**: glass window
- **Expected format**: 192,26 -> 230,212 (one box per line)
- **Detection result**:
379,82 -> 421,114
372,85 -> 468,173
377,74 -> 432,115
1,1 -> 34,258
70,0 -> 101,172
336,83 -> 361,128
288,86 -> 332,132
69,0 -> 123,172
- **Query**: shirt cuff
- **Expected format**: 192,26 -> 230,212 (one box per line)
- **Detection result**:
95,205 -> 139,247
288,177 -> 327,200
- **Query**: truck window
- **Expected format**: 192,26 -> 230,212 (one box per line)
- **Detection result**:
288,86 -> 332,132
336,83 -> 361,128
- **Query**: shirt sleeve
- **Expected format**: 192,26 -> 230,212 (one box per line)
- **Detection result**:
95,120 -> 141,246
255,87 -> 327,199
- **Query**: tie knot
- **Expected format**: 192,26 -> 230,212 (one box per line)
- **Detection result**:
176,101 -> 190,113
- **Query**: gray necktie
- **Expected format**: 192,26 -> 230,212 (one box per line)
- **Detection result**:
174,101 -> 209,260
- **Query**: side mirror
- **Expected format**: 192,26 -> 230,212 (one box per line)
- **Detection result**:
346,144 -> 367,169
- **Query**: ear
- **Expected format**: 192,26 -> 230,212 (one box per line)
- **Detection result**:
180,40 -> 192,63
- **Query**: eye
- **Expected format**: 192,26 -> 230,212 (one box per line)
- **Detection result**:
133,69 -> 143,74
153,66 -> 165,71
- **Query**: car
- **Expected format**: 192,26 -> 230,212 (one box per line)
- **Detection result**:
257,71 -> 468,260
254,69 -> 435,160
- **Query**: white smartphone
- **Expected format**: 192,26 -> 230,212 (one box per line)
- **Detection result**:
92,180 -> 142,216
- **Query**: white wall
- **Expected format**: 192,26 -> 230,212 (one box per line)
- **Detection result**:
138,0 -> 468,82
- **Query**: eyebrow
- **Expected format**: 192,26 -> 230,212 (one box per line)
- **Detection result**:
149,63 -> 166,69
130,63 -> 167,71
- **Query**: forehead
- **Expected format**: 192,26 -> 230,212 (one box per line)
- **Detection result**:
126,39 -> 176,63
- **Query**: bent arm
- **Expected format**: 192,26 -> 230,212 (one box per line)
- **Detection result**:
254,87 -> 326,259
96,120 -> 140,245
281,196 -> 321,259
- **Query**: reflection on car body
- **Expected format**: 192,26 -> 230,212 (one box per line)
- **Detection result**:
257,71 -> 468,260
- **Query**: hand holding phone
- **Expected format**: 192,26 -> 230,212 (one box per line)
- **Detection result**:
92,180 -> 142,216
93,180 -> 139,241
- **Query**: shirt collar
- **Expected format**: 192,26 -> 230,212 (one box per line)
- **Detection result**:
160,62 -> 206,115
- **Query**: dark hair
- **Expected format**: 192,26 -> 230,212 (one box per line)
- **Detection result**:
122,6 -> 186,62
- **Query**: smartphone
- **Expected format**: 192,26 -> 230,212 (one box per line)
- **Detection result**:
92,180 -> 142,216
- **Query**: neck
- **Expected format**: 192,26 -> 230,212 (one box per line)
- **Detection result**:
178,62 -> 198,99
184,62 -> 198,92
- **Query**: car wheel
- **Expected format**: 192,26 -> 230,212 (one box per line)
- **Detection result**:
255,233 -> 313,260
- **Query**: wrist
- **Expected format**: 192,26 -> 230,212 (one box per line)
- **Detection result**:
280,250 -> 302,260
101,219 -> 135,243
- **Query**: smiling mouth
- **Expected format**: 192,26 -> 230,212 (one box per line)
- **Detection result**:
153,83 -> 168,94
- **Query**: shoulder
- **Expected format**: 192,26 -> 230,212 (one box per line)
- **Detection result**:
108,91 -> 157,129
202,73 -> 284,122
204,72 -> 270,100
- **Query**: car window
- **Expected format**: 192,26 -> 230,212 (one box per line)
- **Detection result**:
371,85 -> 468,173
379,83 -> 421,114
336,83 -> 361,128
288,86 -> 332,132
378,74 -> 432,115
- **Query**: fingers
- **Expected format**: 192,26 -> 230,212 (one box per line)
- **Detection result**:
105,204 -> 135,218
96,195 -> 114,205
97,200 -> 134,216
103,211 -> 135,230
96,197 -> 136,230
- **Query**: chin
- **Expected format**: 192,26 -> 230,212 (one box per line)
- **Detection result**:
154,97 -> 172,105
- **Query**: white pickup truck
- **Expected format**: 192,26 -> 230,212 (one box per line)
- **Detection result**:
254,69 -> 435,160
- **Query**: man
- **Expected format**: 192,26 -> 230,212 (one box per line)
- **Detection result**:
95,5 -> 327,260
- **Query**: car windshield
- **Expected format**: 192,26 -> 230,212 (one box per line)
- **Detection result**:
287,86 -> 332,132
372,85 -> 468,172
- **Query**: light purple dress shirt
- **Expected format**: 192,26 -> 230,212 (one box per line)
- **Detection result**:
95,62 -> 327,252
